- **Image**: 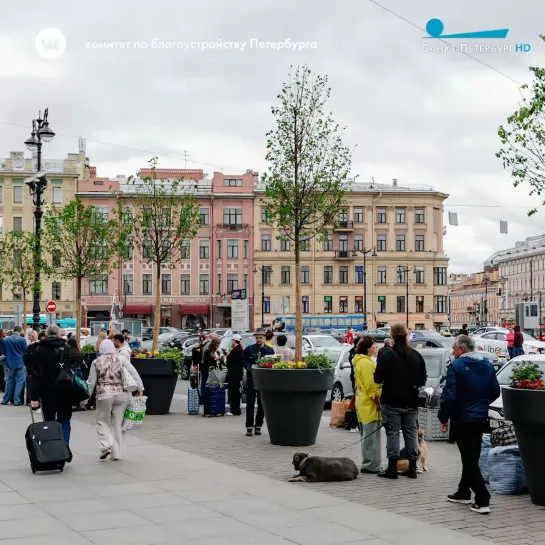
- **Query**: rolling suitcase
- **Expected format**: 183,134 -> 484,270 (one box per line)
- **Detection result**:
188,388 -> 200,414
203,384 -> 226,417
25,408 -> 70,474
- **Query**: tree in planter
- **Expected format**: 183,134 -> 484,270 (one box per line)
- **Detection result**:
124,158 -> 200,353
42,199 -> 117,346
262,65 -> 353,361
0,231 -> 39,332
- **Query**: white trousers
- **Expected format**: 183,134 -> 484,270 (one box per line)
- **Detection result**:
96,393 -> 130,459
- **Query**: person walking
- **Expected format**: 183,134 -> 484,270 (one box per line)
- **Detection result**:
459,324 -> 469,336
28,325 -> 75,444
0,328 -> 6,392
226,334 -> 244,416
275,334 -> 294,362
374,323 -> 427,479
512,325 -> 524,357
1,326 -> 27,406
86,339 -> 143,460
243,328 -> 274,436
23,330 -> 39,406
352,335 -> 382,474
112,334 -> 131,362
343,326 -> 354,345
506,327 -> 515,360
439,335 -> 500,514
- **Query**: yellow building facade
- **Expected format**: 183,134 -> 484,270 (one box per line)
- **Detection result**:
253,181 -> 449,330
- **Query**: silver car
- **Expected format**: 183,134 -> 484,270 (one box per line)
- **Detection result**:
326,348 -> 354,405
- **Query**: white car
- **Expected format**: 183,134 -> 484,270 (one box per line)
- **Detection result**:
326,348 -> 354,404
489,354 -> 545,429
303,334 -> 344,362
472,326 -> 505,336
472,329 -> 545,359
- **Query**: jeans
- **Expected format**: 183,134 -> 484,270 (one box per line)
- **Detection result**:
512,347 -> 524,357
451,422 -> 490,506
359,420 -> 382,472
3,367 -> 26,405
41,393 -> 73,445
381,405 -> 418,461
245,376 -> 264,429
507,346 -> 514,360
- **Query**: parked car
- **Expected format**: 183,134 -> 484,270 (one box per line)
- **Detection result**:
471,326 -> 505,336
141,331 -> 184,351
202,328 -> 232,337
303,334 -> 344,362
416,347 -> 451,408
473,329 -> 545,358
79,335 -> 98,348
412,329 -> 443,339
363,328 -> 391,342
142,327 -> 184,340
325,348 -> 353,405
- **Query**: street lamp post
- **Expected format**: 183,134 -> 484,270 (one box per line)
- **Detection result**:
483,275 -> 490,325
352,247 -> 376,330
24,108 -> 55,332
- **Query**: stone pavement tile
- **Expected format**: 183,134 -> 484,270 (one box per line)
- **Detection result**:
0,503 -> 46,521
190,533 -> 300,545
0,447 -> 28,463
254,484 -> 339,509
160,516 -> 260,540
201,497 -> 287,517
38,497 -> 113,516
88,481 -> 165,497
235,509 -> 325,533
68,472 -> 140,487
102,491 -> 193,510
0,533 -> 95,545
113,462 -> 189,481
0,516 -> 71,539
4,476 -> 88,491
0,481 -> 13,492
136,503 -> 225,524
18,485 -> 100,503
81,524 -> 179,545
0,491 -> 31,506
333,541 -> 394,545
56,509 -> 153,532
381,528 -> 493,545
271,521 -> 374,545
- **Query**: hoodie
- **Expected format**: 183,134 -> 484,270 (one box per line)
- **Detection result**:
438,351 -> 500,424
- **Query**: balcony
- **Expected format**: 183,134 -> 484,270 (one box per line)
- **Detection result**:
216,223 -> 248,231
334,250 -> 353,260
334,221 -> 354,231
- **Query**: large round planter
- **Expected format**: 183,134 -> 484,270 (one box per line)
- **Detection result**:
503,387 -> 545,506
131,358 -> 177,415
252,368 -> 334,446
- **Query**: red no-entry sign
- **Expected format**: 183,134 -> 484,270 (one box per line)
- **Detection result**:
46,300 -> 57,313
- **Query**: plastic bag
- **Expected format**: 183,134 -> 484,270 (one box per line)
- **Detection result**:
488,445 -> 526,495
330,399 -> 351,428
207,368 -> 227,387
122,396 -> 147,432
479,434 -> 491,483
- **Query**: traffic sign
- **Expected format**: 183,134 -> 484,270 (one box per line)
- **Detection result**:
46,300 -> 57,313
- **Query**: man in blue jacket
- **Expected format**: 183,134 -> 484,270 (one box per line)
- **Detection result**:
1,327 -> 28,406
439,335 -> 500,515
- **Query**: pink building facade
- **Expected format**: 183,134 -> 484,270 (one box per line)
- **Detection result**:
77,168 -> 256,329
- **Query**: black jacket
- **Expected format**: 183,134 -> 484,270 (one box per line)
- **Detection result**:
28,337 -> 74,401
377,345 -> 392,363
374,344 -> 427,408
458,328 -> 469,336
226,345 -> 244,386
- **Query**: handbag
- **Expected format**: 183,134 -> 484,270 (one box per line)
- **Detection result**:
122,366 -> 137,393
55,347 -> 89,403
491,422 -> 518,447
207,367 -> 227,387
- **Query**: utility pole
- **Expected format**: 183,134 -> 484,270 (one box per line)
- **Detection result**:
530,257 -> 534,301
483,275 -> 490,325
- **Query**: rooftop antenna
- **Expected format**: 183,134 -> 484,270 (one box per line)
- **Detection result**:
370,176 -> 375,188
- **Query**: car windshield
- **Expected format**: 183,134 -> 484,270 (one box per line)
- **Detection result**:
496,360 -> 545,385
421,354 -> 444,378
437,337 -> 455,348
522,332 -> 538,342
310,336 -> 341,348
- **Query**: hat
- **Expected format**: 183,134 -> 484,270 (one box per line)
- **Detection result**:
232,334 -> 242,342
253,328 -> 267,336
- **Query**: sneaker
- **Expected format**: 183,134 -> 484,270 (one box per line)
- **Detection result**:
447,493 -> 472,505
349,427 -> 359,433
100,449 -> 111,460
470,503 -> 490,515
361,468 -> 378,474
377,468 -> 398,479
226,412 -> 234,416
246,428 -> 253,437
254,427 -> 262,436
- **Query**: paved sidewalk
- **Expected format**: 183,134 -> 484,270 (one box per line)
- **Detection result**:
0,404 -> 497,545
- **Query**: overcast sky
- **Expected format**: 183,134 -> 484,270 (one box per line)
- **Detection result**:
1,0 -> 544,273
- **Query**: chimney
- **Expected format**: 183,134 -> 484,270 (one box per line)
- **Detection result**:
392,178 -> 398,187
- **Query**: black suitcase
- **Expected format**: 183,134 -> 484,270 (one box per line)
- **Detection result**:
25,408 -> 70,474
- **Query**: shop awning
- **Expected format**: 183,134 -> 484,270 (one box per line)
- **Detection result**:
180,304 -> 209,315
124,305 -> 152,315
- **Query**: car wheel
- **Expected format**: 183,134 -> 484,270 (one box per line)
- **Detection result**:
180,364 -> 190,380
331,383 -> 343,403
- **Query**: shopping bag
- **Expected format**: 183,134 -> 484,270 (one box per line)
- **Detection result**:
122,396 -> 147,432
488,446 -> 526,495
491,422 -> 517,447
207,367 -> 227,387
330,399 -> 351,428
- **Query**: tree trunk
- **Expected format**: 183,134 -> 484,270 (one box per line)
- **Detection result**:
294,242 -> 303,362
152,267 -> 161,353
22,289 -> 27,333
75,277 -> 82,348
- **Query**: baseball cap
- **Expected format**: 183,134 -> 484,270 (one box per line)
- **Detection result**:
232,334 -> 242,342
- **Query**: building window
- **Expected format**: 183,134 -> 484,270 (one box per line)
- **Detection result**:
96,207 -> 109,221
397,295 -> 406,313
354,208 -> 363,223
396,234 -> 405,251
261,234 -> 271,251
199,274 -> 209,295
355,296 -> 363,313
199,239 -> 210,259
416,295 -> 424,313
224,178 -> 242,187
217,273 -> 222,293
13,186 -> 22,203
339,235 -> 348,252
377,296 -> 386,313
223,207 -> 242,226
52,250 -> 61,267
122,273 -> 133,295
122,239 -> 133,260
90,274 -> 108,295
217,240 -> 222,259
161,274 -> 172,295
280,296 -> 290,314
395,208 -> 405,223
433,267 -> 447,285
323,234 -> 333,251
244,274 -> 247,291
376,233 -> 386,251
355,266 -> 364,284
415,208 -> 425,223
302,296 -> 309,314
280,239 -> 291,251
243,240 -> 248,259
415,266 -> 425,284
52,282 -> 61,301
142,274 -> 152,295
338,210 -> 348,222
179,274 -> 190,295
339,296 -> 348,313
324,266 -> 333,284
339,266 -> 348,284
434,295 -> 448,313
181,240 -> 190,259
261,207 -> 267,223
262,267 -> 272,285
281,266 -> 291,284
301,266 -> 310,284
13,217 -> 22,232
324,296 -> 333,313
52,186 -> 62,204
396,266 -> 406,284
376,208 -> 386,223
263,296 -> 271,313
227,274 -> 238,293
415,234 -> 425,251
199,207 -> 209,226
300,236 -> 310,251
377,266 -> 386,284
227,239 -> 238,258
0,216 -> 3,235
0,186 -> 2,203
354,234 -> 363,251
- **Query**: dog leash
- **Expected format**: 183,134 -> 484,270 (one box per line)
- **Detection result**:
329,423 -> 385,455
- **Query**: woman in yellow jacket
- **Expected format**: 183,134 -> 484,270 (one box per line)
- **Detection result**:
352,335 -> 382,474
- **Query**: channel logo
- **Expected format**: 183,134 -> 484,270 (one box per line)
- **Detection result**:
424,19 -> 508,39
35,28 -> 66,59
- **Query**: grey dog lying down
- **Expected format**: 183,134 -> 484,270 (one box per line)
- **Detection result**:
290,452 -> 359,482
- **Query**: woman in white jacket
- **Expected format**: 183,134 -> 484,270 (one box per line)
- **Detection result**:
87,339 -> 143,460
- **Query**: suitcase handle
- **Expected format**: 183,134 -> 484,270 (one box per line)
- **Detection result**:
30,405 -> 42,424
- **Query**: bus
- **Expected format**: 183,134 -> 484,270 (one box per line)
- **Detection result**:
0,315 -> 76,330
276,314 -> 365,332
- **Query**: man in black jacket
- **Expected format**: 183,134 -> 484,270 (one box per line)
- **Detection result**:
458,324 -> 469,336
374,323 -> 427,479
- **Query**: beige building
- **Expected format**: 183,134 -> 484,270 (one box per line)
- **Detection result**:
253,180 -> 449,330
0,141 -> 87,321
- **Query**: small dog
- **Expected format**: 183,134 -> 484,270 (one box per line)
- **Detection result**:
289,452 -> 359,482
397,430 -> 428,473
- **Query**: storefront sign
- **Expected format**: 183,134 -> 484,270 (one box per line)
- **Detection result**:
128,298 -> 147,303
232,298 -> 249,332
160,298 -> 178,304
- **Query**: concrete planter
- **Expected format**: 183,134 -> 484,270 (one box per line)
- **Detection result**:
131,358 -> 177,415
